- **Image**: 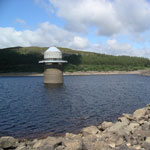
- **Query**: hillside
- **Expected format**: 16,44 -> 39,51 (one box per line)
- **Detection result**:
0,46 -> 150,73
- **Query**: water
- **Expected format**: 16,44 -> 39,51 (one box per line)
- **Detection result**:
0,75 -> 150,138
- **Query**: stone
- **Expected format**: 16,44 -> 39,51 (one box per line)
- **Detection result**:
16,145 -> 31,150
15,142 -> 27,150
146,137 -> 150,143
65,133 -> 82,140
33,136 -> 62,150
63,139 -> 82,150
108,142 -> 115,148
116,137 -> 124,146
133,108 -> 146,119
98,121 -> 113,131
126,143 -> 131,146
116,144 -> 130,150
55,145 -> 65,150
131,145 -> 141,150
106,122 -> 127,133
123,113 -> 134,120
82,134 -> 101,150
83,140 -> 110,150
127,122 -> 140,133
81,126 -> 100,135
142,141 -> 150,149
0,136 -> 17,149
118,117 -> 129,125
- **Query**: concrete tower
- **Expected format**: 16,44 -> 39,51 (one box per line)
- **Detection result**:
39,47 -> 67,84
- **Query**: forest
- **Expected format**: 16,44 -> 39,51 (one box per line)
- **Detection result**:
0,46 -> 150,73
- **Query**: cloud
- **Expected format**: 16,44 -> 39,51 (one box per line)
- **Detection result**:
70,36 -> 89,49
15,19 -> 26,26
0,22 -> 89,50
49,0 -> 150,36
0,22 -> 150,58
106,39 -> 132,51
34,0 -> 55,14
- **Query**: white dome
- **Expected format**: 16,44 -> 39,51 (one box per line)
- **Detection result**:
44,47 -> 62,59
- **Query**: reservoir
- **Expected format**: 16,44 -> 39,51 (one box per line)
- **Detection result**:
0,74 -> 150,138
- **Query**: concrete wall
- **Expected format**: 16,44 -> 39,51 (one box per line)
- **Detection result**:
44,64 -> 63,84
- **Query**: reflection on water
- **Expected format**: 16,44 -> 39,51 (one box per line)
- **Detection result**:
44,84 -> 63,89
0,75 -> 150,138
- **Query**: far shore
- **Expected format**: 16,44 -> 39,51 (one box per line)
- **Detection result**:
0,69 -> 150,77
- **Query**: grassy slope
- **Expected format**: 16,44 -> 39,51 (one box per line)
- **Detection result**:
0,46 -> 150,73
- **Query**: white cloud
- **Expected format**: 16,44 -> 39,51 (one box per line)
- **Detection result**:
49,0 -> 150,36
0,22 -> 150,58
107,39 -> 132,51
70,36 -> 89,49
0,22 -> 89,50
15,19 -> 26,26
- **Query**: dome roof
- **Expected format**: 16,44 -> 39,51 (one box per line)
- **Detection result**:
44,47 -> 62,59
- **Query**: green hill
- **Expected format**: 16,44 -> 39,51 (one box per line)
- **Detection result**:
0,46 -> 150,73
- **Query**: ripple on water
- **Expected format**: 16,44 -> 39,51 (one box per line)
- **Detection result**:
0,75 -> 150,138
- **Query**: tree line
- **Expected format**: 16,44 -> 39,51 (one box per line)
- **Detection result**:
0,47 -> 150,73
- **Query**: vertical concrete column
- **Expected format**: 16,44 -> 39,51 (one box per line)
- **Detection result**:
44,64 -> 63,84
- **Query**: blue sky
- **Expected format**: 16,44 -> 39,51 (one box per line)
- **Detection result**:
0,0 -> 150,58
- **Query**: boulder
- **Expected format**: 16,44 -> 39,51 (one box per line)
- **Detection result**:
133,108 -> 146,119
81,126 -> 100,135
65,133 -> 82,140
127,122 -> 140,133
98,121 -> 113,131
122,113 -> 134,121
63,139 -> 83,150
115,143 -> 130,150
106,122 -> 127,133
142,141 -> 150,149
0,136 -> 17,149
33,136 -> 62,150
16,145 -> 31,150
118,117 -> 129,125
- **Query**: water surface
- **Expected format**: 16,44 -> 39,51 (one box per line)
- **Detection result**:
0,75 -> 150,138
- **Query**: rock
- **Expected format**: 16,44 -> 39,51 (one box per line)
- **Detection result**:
108,142 -> 115,148
55,145 -> 65,150
1,105 -> 150,150
116,143 -> 130,150
16,142 -> 26,150
132,145 -> 141,149
0,136 -> 17,149
118,117 -> 129,125
133,108 -> 146,119
123,113 -> 134,120
33,136 -> 62,150
81,126 -> 100,135
63,139 -> 82,150
116,137 -> 124,147
83,140 -> 110,150
141,121 -> 150,130
146,137 -> 150,143
98,121 -> 113,131
82,134 -> 102,150
16,145 -> 31,150
142,141 -> 150,149
127,122 -> 140,133
102,132 -> 124,147
65,133 -> 82,140
106,122 -> 127,133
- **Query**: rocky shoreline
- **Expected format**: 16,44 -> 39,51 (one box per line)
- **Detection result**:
1,105 -> 150,150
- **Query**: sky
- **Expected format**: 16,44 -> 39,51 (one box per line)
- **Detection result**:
0,0 -> 150,58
